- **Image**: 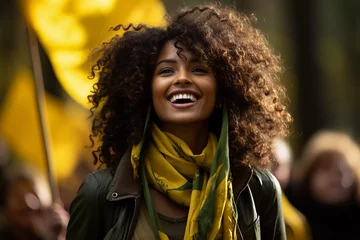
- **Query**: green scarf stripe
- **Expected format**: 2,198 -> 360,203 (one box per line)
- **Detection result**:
193,168 -> 205,191
198,189 -> 217,239
137,105 -> 162,240
213,108 -> 230,187
197,107 -> 230,238
135,105 -> 152,158
141,164 -> 162,240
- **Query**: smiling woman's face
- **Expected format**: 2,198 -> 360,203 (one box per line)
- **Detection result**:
152,41 -> 217,126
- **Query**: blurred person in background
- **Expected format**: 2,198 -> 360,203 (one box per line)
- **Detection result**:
0,163 -> 69,240
270,139 -> 311,240
291,131 -> 360,240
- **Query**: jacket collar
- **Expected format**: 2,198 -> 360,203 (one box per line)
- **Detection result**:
106,148 -> 142,202
232,164 -> 253,197
106,148 -> 253,201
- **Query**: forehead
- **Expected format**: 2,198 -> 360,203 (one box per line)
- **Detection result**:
157,40 -> 194,61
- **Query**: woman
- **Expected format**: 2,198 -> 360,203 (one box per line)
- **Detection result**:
290,131 -> 360,240
66,4 -> 291,240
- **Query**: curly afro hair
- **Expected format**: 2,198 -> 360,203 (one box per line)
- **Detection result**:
88,3 -> 292,172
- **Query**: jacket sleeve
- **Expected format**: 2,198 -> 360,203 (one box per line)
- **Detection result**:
66,173 -> 103,240
252,169 -> 286,240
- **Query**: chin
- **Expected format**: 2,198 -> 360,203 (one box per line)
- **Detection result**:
161,117 -> 204,125
154,106 -> 214,126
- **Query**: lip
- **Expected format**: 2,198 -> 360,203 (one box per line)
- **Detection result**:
170,101 -> 197,109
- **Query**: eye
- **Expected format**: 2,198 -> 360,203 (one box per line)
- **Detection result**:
192,67 -> 208,73
159,68 -> 174,75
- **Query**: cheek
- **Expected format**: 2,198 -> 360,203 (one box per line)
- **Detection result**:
310,173 -> 327,194
205,82 -> 217,107
151,77 -> 168,97
151,79 -> 157,97
151,79 -> 167,120
151,79 -> 161,103
341,172 -> 355,189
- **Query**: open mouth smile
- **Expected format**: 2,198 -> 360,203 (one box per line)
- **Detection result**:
167,91 -> 200,108
169,93 -> 197,103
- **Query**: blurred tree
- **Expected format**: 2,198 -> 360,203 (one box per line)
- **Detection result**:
289,0 -> 330,145
0,0 -> 28,104
336,0 -> 360,136
292,0 -> 359,144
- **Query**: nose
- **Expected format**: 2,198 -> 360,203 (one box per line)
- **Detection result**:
174,69 -> 192,85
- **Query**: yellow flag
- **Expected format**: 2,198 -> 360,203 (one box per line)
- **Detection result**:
21,0 -> 166,108
0,69 -> 90,179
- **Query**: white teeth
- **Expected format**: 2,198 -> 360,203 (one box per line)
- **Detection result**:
170,94 -> 197,103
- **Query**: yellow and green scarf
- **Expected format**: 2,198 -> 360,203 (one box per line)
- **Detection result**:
131,108 -> 238,240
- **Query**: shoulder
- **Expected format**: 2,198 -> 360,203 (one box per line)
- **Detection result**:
88,168 -> 114,190
251,168 -> 280,185
69,168 -> 114,213
76,168 -> 114,200
248,169 -> 286,239
250,168 -> 281,195
249,168 -> 282,213
67,168 -> 114,239
236,168 -> 285,239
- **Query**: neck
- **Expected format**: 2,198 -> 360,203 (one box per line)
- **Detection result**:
160,121 -> 209,154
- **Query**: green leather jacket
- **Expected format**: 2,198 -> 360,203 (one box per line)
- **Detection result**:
66,150 -> 286,240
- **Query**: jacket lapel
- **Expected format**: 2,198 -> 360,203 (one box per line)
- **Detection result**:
232,164 -> 253,198
106,148 -> 142,201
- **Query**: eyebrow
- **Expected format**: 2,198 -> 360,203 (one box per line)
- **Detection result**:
155,59 -> 177,67
155,58 -> 203,68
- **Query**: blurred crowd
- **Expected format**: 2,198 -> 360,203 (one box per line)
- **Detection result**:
270,131 -> 360,240
0,137 -> 91,240
1,129 -> 360,239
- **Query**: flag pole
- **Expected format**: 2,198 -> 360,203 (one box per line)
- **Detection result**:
27,27 -> 59,203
